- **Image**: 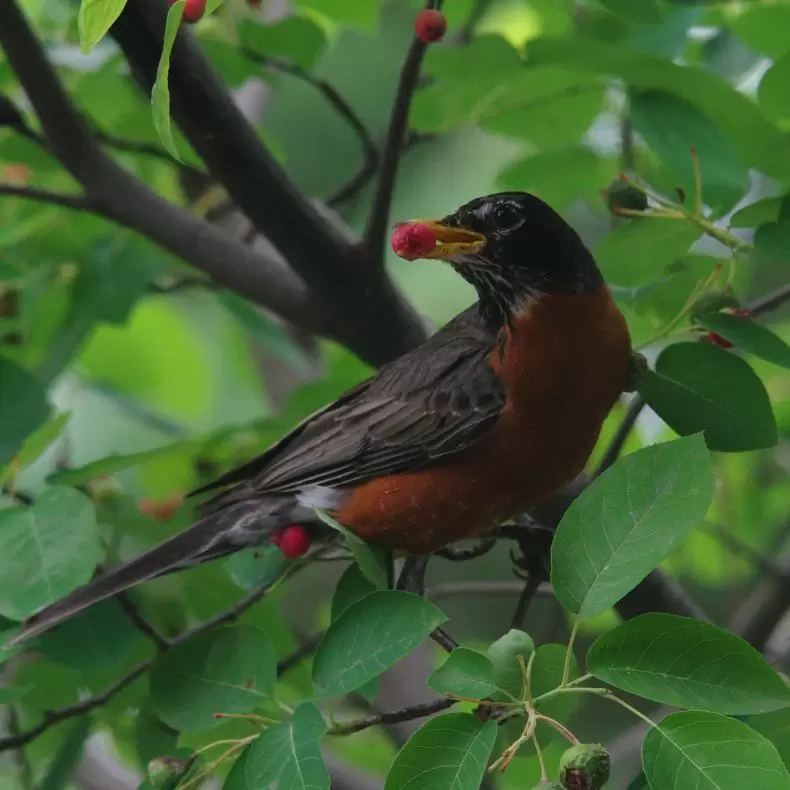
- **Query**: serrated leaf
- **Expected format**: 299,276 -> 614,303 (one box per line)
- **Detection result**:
315,509 -> 389,590
588,614 -> 790,714
150,625 -> 277,731
0,487 -> 99,621
695,313 -> 790,369
638,342 -> 778,452
427,648 -> 497,700
642,711 -> 790,790
151,1 -> 184,161
0,359 -> 50,467
78,0 -> 128,54
0,411 -> 70,486
242,703 -> 329,790
594,218 -> 702,286
312,591 -> 446,698
551,435 -> 714,619
486,629 -> 535,701
384,713 -> 498,790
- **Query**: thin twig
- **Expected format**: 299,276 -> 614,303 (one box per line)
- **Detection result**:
116,592 -> 170,651
95,128 -> 206,179
364,0 -> 443,259
592,395 -> 646,478
330,698 -> 455,736
430,627 -> 458,653
5,706 -> 34,789
749,282 -> 790,317
242,49 -> 378,209
0,183 -> 95,211
276,632 -> 323,676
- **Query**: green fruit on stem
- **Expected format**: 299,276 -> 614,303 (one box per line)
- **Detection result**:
605,179 -> 647,214
559,743 -> 611,790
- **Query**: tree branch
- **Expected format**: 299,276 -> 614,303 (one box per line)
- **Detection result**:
110,0 -> 427,366
0,0 -> 321,334
364,0 -> 442,260
0,183 -> 96,212
330,698 -> 455,736
241,49 -> 378,208
749,282 -> 790,318
592,395 -> 645,478
116,592 -> 170,652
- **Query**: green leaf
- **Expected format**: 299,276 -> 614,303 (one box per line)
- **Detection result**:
427,648 -> 497,700
486,629 -> 535,700
242,703 -> 329,790
384,713 -> 498,790
638,342 -> 778,452
150,625 -> 277,731
239,16 -> 327,70
226,546 -> 288,591
759,52 -> 790,127
78,0 -> 128,53
0,412 -> 70,486
315,509 -> 389,590
588,614 -> 790,714
0,359 -> 50,467
599,0 -> 662,24
551,435 -> 714,619
594,218 -> 702,286
40,715 -> 93,790
730,197 -> 784,228
294,0 -> 378,29
694,313 -> 790,369
631,90 -> 748,213
312,591 -> 446,698
529,37 -> 790,180
730,3 -> 790,58
755,222 -> 790,263
0,487 -> 99,621
331,563 -> 376,622
35,599 -> 143,673
497,146 -> 616,210
642,711 -> 790,790
151,1 -> 184,161
0,684 -> 32,704
748,709 -> 790,769
47,439 -> 193,486
530,643 -> 580,724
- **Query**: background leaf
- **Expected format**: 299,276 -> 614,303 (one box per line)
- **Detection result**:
588,614 -> 790,714
150,625 -> 277,731
151,1 -> 184,160
0,359 -> 50,467
639,342 -> 778,452
0,487 -> 99,621
384,714 -> 498,790
642,711 -> 790,790
551,435 -> 714,619
78,0 -> 129,53
694,313 -> 790,369
312,591 -> 446,698
486,629 -> 535,701
427,648 -> 497,700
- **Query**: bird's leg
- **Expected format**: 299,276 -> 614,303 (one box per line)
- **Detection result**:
395,555 -> 429,594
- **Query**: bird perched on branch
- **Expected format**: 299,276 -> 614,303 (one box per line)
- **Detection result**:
9,192 -> 631,646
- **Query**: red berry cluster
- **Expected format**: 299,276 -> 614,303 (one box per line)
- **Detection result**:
414,9 -> 447,43
704,307 -> 750,349
391,222 -> 437,260
273,524 -> 311,558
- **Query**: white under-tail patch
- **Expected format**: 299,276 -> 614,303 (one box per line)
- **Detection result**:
297,485 -> 345,511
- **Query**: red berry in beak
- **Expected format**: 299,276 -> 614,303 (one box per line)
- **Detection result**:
391,222 -> 437,260
273,524 -> 311,558
704,332 -> 733,349
414,9 -> 447,43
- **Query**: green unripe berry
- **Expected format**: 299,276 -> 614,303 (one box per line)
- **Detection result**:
147,756 -> 187,790
559,743 -> 611,790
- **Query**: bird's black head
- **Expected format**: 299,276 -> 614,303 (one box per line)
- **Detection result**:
401,192 -> 604,329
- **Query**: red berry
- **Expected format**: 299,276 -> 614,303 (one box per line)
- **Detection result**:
138,493 -> 183,522
391,222 -> 437,260
173,0 -> 206,23
704,332 -> 733,349
414,9 -> 447,43
273,524 -> 311,558
724,307 -> 750,318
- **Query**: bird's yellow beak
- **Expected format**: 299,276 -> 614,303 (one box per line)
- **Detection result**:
402,219 -> 486,260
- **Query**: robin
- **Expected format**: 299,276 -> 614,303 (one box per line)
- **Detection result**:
9,192 -> 631,645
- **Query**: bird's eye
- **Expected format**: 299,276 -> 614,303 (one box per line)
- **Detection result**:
490,202 -> 524,233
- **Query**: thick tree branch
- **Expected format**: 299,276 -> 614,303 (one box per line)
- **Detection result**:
111,1 -> 427,366
0,0 -> 320,334
365,0 -> 442,260
593,395 -> 645,478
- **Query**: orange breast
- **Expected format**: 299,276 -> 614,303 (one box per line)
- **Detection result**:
336,288 -> 631,554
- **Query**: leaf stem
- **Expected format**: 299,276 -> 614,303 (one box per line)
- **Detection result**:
561,621 -> 580,687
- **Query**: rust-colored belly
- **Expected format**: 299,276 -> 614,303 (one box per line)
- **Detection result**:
336,289 -> 631,554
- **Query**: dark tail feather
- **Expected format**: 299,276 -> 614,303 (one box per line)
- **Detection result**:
6,504 -> 263,648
